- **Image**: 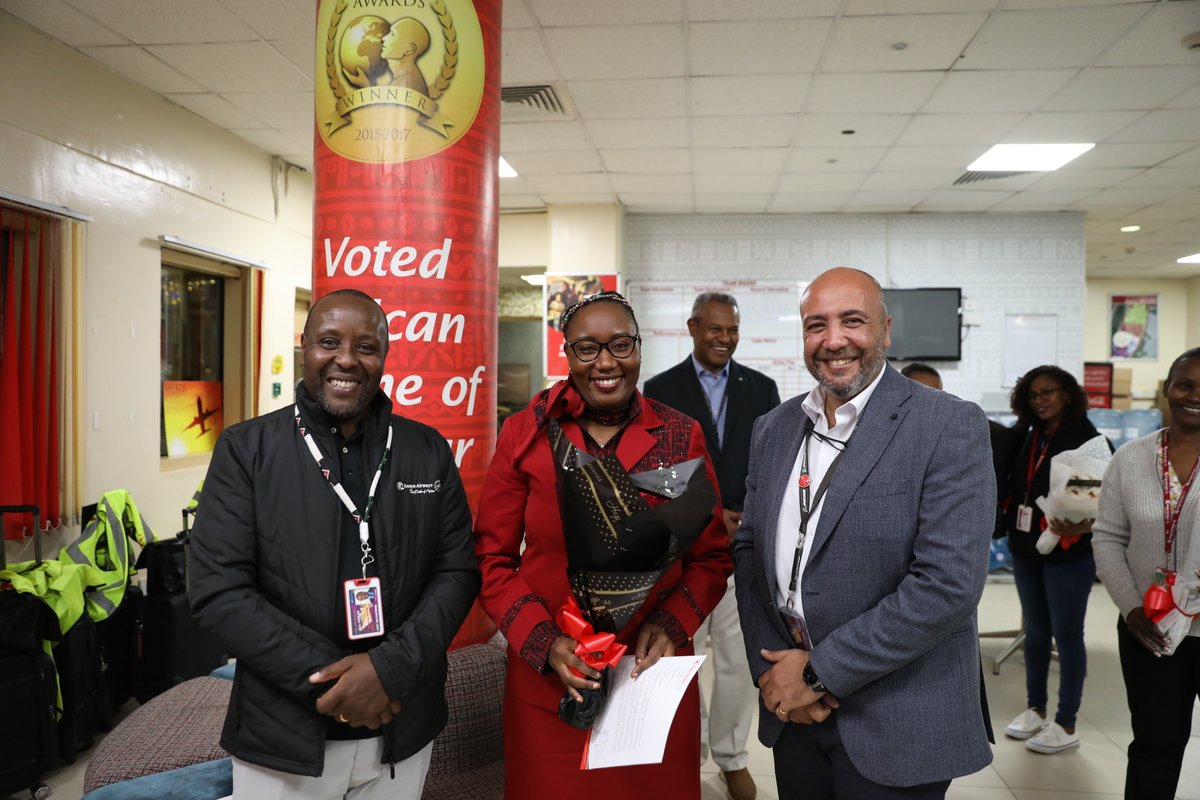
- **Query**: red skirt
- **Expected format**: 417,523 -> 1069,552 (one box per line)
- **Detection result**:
502,675 -> 702,798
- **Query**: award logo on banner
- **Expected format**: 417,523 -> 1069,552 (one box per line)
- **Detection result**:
316,0 -> 485,164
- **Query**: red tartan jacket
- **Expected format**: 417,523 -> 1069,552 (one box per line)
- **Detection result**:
473,384 -> 733,709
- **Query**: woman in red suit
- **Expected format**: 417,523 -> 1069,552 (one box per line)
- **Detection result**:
474,292 -> 732,797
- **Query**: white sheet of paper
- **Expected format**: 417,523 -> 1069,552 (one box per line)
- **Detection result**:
583,654 -> 705,770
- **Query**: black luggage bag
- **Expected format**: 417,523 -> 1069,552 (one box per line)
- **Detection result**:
0,504 -> 56,798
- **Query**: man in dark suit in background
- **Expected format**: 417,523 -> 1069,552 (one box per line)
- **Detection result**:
735,268 -> 995,799
644,292 -> 780,800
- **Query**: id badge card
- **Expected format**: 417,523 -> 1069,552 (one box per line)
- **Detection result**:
778,605 -> 813,651
1016,504 -> 1033,533
345,577 -> 384,640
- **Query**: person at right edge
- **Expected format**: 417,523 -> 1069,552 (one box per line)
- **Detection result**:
735,267 -> 995,799
1094,347 -> 1200,800
1000,365 -> 1107,754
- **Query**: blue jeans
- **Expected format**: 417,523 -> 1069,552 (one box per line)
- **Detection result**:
1011,552 -> 1095,729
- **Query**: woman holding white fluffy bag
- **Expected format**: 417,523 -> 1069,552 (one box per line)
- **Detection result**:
1095,347 -> 1200,800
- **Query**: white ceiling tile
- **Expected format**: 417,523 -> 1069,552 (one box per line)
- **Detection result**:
691,74 -> 811,117
0,0 -> 125,45
689,0 -> 838,20
495,176 -> 537,193
1083,205 -> 1146,220
502,0 -> 536,30
80,45 -> 206,92
148,42 -> 310,92
542,193 -> 620,205
165,92 -> 267,128
1000,0 -> 1145,8
585,118 -> 691,149
1108,109 -> 1200,143
609,173 -> 692,193
918,189 -> 1013,210
990,189 -> 1098,209
222,0 -> 313,40
875,145 -> 986,171
1161,145 -> 1200,168
785,146 -> 888,172
525,173 -> 615,193
777,173 -> 868,192
1027,167 -> 1140,190
71,0 -> 257,44
601,149 -> 691,173
502,29 -> 558,85
768,192 -> 853,211
692,116 -> 797,147
499,194 -> 548,209
693,194 -> 772,212
691,149 -> 788,174
231,127 -> 308,157
1001,111 -> 1144,142
527,0 -> 681,27
858,169 -> 960,191
1118,168 -> 1200,190
1096,3 -> 1200,67
567,79 -> 686,119
823,14 -> 989,72
688,19 -> 831,75
270,39 -> 316,82
1119,204 -> 1200,222
1074,187 -> 1190,208
844,0 -> 994,12
1165,83 -> 1200,109
793,114 -> 911,147
503,150 -> 605,175
543,25 -> 685,80
695,173 -> 778,193
1043,66 -> 1200,112
924,69 -> 1078,113
618,193 -> 693,211
957,6 -> 1148,70
224,92 -> 312,131
897,113 -> 1025,146
1072,141 -> 1195,168
501,120 -> 591,151
840,189 -> 932,210
805,72 -> 943,114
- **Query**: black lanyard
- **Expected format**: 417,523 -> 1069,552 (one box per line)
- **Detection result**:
785,425 -> 849,609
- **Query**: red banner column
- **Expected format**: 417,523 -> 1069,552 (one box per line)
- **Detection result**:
313,0 -> 499,647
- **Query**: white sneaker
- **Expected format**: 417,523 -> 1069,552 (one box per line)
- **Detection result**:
1025,721 -> 1080,754
1004,708 -> 1047,740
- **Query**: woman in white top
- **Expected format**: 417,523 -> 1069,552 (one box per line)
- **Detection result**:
1093,346 -> 1200,800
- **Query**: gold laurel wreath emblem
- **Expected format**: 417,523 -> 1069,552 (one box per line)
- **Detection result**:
322,0 -> 458,136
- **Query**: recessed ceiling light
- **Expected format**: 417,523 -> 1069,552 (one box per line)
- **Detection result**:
1120,225 -> 1141,233
1178,252 -> 1200,264
499,156 -> 518,178
520,273 -> 545,285
967,143 -> 1094,172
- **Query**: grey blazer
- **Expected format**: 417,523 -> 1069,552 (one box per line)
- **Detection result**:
734,366 -> 995,787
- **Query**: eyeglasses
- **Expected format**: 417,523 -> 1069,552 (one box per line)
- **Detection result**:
1029,387 -> 1062,401
567,335 -> 640,362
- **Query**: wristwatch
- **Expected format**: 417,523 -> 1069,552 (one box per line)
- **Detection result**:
802,661 -> 826,693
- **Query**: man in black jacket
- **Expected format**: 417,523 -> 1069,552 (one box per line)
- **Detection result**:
190,289 -> 480,800
644,292 -> 780,800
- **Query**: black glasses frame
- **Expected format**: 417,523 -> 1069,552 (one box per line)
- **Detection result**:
566,334 -> 641,363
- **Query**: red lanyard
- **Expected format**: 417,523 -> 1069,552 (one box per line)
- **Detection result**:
1160,430 -> 1199,559
1025,429 -> 1053,500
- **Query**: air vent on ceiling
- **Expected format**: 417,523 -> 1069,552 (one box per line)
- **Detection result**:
500,84 -> 573,121
954,171 -> 1033,185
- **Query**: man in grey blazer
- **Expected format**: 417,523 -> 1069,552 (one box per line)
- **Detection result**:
734,268 -> 995,798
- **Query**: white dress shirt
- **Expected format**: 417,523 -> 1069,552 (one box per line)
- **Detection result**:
774,367 -> 887,616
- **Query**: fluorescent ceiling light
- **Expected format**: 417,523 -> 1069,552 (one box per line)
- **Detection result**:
520,273 -> 545,285
499,156 -> 518,178
1178,252 -> 1200,264
967,143 -> 1094,172
1120,225 -> 1141,233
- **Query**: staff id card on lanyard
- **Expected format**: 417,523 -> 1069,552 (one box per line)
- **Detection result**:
779,427 -> 848,650
295,406 -> 393,641
1016,429 -> 1053,533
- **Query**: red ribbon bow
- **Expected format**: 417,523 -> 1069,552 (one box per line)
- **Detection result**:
1143,575 -> 1178,625
557,596 -> 627,675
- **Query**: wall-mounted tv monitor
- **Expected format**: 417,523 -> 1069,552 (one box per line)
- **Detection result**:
882,288 -> 962,361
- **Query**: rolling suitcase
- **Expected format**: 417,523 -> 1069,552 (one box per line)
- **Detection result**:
0,504 -> 55,799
